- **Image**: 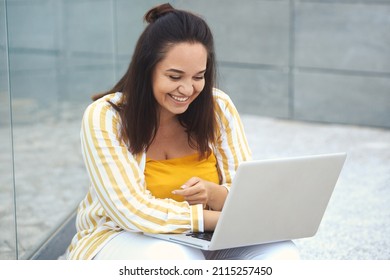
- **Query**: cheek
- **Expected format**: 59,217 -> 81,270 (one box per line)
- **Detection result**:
195,80 -> 206,93
153,78 -> 176,96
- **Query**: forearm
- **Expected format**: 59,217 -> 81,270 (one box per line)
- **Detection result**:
203,209 -> 220,231
206,183 -> 228,211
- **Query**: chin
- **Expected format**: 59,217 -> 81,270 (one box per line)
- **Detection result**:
170,103 -> 191,114
173,108 -> 189,115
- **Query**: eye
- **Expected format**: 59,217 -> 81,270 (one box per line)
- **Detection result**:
169,75 -> 181,80
193,76 -> 204,81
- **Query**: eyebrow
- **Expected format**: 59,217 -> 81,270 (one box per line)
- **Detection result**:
166,68 -> 206,74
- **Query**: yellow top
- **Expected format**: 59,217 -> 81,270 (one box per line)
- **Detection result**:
145,152 -> 220,202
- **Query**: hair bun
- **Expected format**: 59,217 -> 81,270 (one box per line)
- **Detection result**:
144,3 -> 174,23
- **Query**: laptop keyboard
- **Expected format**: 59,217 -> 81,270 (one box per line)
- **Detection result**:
186,232 -> 214,241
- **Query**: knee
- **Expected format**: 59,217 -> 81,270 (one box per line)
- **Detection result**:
250,240 -> 300,260
265,241 -> 301,260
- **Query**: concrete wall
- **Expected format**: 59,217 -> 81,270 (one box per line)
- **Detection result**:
5,0 -> 390,127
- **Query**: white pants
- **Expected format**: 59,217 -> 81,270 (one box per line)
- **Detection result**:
94,231 -> 300,260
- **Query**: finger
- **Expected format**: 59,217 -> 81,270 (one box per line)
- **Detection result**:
172,186 -> 197,196
172,188 -> 198,198
173,183 -> 203,196
171,189 -> 184,196
182,177 -> 201,188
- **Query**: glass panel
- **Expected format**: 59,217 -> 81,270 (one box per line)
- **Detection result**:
0,0 -> 17,260
6,0 -> 116,259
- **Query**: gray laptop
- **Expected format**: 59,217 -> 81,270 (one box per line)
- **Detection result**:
145,152 -> 347,250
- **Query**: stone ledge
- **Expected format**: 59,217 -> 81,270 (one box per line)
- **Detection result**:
29,210 -> 76,260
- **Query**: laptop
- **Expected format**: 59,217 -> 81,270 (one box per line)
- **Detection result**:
145,152 -> 347,250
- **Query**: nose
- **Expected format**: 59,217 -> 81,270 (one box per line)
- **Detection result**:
178,80 -> 194,96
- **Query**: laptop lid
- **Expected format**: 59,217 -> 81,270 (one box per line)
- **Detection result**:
208,152 -> 347,250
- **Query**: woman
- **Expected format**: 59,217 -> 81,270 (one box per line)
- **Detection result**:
66,3 -> 299,260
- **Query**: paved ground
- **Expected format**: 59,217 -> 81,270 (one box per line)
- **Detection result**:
243,115 -> 390,260
1,113 -> 389,259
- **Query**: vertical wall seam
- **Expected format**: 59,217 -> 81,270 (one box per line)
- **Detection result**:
111,0 -> 118,81
288,0 -> 296,119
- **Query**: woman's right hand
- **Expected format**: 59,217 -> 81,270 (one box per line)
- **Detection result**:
172,177 -> 228,211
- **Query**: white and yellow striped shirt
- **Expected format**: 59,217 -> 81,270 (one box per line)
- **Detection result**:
66,88 -> 251,259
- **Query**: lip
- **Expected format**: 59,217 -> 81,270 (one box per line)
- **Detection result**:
168,94 -> 190,103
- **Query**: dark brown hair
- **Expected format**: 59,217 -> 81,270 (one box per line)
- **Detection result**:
94,3 -> 217,157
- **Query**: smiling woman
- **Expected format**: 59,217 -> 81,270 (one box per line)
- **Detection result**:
65,3 -> 300,260
152,42 -> 207,118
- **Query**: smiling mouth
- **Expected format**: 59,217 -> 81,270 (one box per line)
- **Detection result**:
169,94 -> 190,102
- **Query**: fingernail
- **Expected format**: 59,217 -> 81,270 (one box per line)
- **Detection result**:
180,185 -> 188,189
172,191 -> 177,194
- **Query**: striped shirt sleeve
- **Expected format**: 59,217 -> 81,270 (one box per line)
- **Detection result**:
80,96 -> 204,234
213,89 -> 252,190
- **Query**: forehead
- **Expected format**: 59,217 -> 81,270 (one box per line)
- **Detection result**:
157,42 -> 207,70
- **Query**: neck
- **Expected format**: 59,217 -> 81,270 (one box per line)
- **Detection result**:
158,109 -> 179,128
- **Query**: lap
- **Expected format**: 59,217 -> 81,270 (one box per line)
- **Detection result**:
94,231 -> 300,260
94,231 -> 205,260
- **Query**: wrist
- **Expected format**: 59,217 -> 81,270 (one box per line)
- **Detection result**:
203,209 -> 220,231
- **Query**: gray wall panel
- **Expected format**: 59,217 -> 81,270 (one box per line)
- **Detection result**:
64,67 -> 116,100
295,2 -> 390,72
175,0 -> 290,66
115,0 -> 162,56
218,66 -> 290,118
295,72 -> 390,127
7,0 -> 59,50
7,52 -> 57,72
65,1 -> 114,54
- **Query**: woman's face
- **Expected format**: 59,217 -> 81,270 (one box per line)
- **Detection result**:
152,42 -> 207,120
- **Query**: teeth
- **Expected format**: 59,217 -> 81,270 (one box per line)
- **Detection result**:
169,94 -> 189,102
